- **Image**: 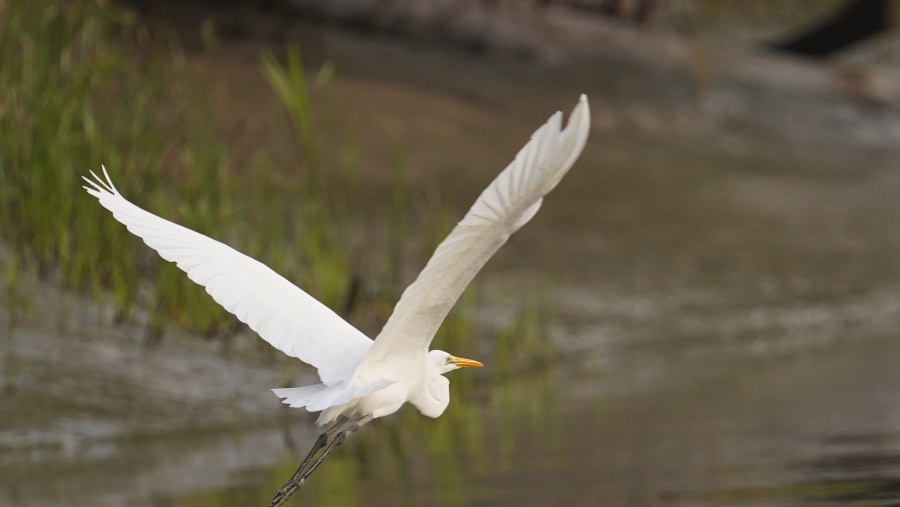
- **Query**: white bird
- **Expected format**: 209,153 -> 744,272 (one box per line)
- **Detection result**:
83,94 -> 590,505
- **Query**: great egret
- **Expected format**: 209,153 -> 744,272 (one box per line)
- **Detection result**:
83,94 -> 590,505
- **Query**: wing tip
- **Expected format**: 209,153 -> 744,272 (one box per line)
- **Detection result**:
571,94 -> 591,129
83,164 -> 119,198
562,94 -> 591,157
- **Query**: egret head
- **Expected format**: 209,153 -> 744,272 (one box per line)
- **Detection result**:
429,350 -> 483,374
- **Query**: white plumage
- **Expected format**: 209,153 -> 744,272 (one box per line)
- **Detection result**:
83,94 -> 591,427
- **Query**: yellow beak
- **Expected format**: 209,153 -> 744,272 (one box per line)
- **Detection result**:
452,356 -> 484,368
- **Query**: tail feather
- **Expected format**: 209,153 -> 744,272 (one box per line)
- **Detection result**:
271,379 -> 396,412
271,384 -> 328,408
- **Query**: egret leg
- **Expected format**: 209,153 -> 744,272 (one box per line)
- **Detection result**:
287,415 -> 348,482
270,415 -> 374,507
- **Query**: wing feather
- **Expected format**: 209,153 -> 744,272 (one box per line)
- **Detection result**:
83,167 -> 372,386
358,95 -> 591,367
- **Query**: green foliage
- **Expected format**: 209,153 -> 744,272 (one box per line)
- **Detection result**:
0,0 -> 232,333
260,48 -> 318,179
0,0 -> 161,314
0,0 -> 557,372
0,1 -> 354,336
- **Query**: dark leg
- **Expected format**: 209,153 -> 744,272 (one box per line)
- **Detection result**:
295,415 -> 373,485
270,415 -> 374,507
290,415 -> 348,481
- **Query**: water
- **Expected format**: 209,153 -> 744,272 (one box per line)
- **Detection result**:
7,337 -> 900,506
4,20 -> 900,507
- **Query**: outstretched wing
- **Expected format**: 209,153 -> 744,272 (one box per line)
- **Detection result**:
83,167 -> 372,386
359,95 -> 591,367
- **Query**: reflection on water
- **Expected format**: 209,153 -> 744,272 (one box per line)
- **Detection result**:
261,368 -> 563,507
796,435 -> 900,505
164,333 -> 900,507
3,323 -> 900,506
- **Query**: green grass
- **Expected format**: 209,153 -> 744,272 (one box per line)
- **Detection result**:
0,0 -> 162,314
0,0 -> 556,373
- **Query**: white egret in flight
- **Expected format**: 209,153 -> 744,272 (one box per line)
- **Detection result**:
84,94 -> 590,505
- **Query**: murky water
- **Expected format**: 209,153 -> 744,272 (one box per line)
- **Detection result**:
5,20 -> 900,507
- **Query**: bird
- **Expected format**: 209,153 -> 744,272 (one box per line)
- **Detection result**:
83,94 -> 590,505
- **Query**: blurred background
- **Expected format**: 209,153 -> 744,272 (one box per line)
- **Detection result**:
3,0 -> 900,505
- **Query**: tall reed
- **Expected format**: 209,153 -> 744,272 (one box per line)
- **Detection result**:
0,0 -> 554,370
0,0 -> 163,317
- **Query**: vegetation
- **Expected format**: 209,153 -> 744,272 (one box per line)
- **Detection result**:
0,0 -> 364,337
2,0 -> 155,315
0,0 -> 555,369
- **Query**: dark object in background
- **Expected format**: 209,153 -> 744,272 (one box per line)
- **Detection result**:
772,0 -> 894,58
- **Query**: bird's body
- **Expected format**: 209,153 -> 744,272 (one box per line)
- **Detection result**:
84,94 -> 591,504
276,349 -> 450,425
321,350 -> 452,423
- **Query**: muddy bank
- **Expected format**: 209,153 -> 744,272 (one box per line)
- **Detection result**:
0,275 -> 299,434
131,0 -> 900,107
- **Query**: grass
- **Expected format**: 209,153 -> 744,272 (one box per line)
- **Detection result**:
1,0 -> 162,315
0,0 -> 557,366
